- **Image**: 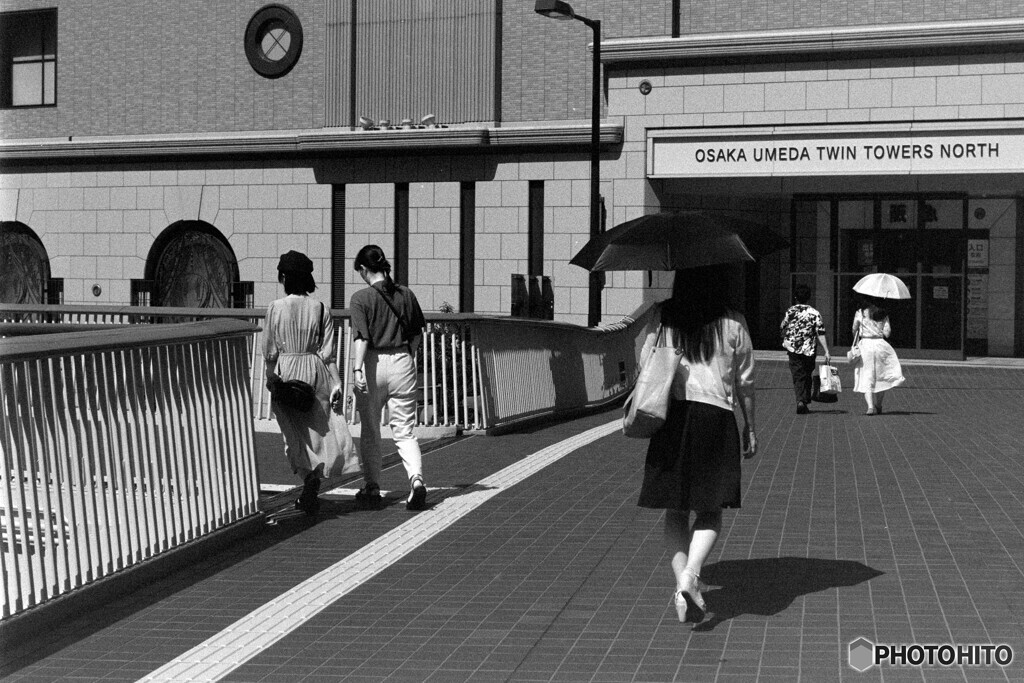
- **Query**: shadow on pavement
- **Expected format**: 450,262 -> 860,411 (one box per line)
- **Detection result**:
0,514 -> 321,676
694,556 -> 884,632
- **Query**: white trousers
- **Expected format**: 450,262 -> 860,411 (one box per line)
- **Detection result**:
356,349 -> 422,487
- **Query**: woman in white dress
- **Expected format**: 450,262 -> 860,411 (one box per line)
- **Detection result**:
263,250 -> 357,516
851,296 -> 905,415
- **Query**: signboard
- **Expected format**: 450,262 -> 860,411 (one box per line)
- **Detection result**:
966,274 -> 988,339
967,240 -> 989,268
933,286 -> 949,300
648,131 -> 1024,177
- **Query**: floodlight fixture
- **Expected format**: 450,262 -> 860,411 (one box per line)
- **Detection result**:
534,0 -> 575,20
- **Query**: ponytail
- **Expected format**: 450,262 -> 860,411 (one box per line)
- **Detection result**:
354,244 -> 398,293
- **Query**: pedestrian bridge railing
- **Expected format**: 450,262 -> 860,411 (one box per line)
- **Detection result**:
1,304 -> 651,433
0,319 -> 261,620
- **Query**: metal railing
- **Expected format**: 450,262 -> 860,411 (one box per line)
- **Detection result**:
0,303 -> 650,432
0,319 -> 260,619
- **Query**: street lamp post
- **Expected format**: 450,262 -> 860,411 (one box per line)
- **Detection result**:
534,0 -> 602,327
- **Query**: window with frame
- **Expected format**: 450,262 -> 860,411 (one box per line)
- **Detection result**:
1,9 -> 57,108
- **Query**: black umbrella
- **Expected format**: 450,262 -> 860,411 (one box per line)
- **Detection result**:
569,210 -> 788,272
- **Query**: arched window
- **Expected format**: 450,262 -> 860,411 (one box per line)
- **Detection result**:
0,221 -> 61,304
138,221 -> 251,308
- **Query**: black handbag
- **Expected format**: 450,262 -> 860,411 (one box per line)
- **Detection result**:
274,379 -> 317,412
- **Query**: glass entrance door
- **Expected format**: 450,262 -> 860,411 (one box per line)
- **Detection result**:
799,196 -> 968,358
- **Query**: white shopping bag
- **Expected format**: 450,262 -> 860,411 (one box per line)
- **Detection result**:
818,363 -> 841,394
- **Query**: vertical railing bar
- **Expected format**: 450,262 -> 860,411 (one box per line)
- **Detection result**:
71,355 -> 106,579
12,362 -> 44,606
53,355 -> 90,586
26,359 -> 60,602
192,341 -> 222,529
228,334 -> 260,516
108,347 -> 144,565
177,344 -> 206,536
94,351 -> 130,571
428,329 -> 437,427
442,329 -> 450,426
196,339 -> 229,527
155,344 -> 187,543
225,335 -> 253,518
237,333 -> 260,516
471,342 -> 481,430
212,338 -> 242,521
92,353 -> 125,571
42,355 -> 73,591
250,327 -> 267,420
133,346 -> 166,556
169,342 -> 196,540
82,354 -> 118,574
147,346 -> 179,545
96,350 -> 132,565
449,330 -> 457,427
461,328 -> 469,429
418,330 -> 427,428
474,344 -> 488,430
0,362 -> 27,613
171,343 -> 204,536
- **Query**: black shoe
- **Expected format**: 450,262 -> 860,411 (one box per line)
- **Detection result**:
294,496 -> 320,517
355,483 -> 383,510
796,402 -> 809,414
295,474 -> 321,517
406,477 -> 427,511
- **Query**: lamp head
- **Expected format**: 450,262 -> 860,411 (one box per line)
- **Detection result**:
419,113 -> 436,127
358,116 -> 373,130
534,0 -> 575,20
378,119 -> 391,128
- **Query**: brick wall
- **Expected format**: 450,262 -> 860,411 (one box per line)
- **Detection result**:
0,0 -> 326,139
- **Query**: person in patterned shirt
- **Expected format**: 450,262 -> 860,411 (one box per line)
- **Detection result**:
780,284 -> 830,414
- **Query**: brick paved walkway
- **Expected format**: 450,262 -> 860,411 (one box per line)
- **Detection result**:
2,360 -> 1023,682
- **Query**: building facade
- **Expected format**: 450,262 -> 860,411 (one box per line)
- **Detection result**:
2,1 -> 1023,357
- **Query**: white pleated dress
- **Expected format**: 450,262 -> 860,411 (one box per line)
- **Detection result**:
263,295 -> 358,479
852,309 -> 905,393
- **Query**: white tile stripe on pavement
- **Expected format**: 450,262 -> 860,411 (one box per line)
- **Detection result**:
140,419 -> 621,683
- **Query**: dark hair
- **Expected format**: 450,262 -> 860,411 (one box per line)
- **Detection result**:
278,269 -> 316,295
354,244 -> 397,294
859,295 -> 888,322
794,284 -> 812,304
661,266 -> 732,363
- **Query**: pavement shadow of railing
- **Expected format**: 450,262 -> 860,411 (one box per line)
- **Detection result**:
0,513 -> 331,676
694,556 -> 884,632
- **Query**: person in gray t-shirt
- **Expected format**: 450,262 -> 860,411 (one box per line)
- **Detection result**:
348,245 -> 427,511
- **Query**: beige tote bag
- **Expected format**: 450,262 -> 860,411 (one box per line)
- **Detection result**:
623,324 -> 682,438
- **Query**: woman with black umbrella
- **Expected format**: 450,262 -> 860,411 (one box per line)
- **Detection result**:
636,266 -> 757,625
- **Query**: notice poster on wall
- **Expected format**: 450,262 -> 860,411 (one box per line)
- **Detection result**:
967,240 -> 989,268
966,274 -> 988,339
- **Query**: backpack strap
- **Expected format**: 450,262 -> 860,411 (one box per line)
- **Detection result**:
373,285 -> 412,345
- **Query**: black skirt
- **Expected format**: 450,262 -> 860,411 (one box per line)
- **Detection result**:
637,399 -> 741,511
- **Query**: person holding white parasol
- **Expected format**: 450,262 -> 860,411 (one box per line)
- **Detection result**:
850,273 -> 908,415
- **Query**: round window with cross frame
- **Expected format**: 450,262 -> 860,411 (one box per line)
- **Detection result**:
244,4 -> 303,79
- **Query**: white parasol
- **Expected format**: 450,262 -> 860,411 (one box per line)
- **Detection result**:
853,273 -> 912,300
